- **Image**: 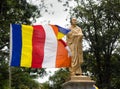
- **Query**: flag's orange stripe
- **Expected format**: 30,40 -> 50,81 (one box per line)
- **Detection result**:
56,40 -> 71,67
50,25 -> 58,37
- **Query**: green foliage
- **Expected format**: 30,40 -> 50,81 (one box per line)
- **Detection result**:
40,0 -> 120,89
30,68 -> 47,79
110,53 -> 120,89
41,82 -> 51,89
0,0 -> 45,89
42,68 -> 70,89
11,67 -> 40,89
49,68 -> 69,89
71,0 -> 120,89
0,58 -> 9,88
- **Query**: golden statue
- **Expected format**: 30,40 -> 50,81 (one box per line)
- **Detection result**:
66,17 -> 83,76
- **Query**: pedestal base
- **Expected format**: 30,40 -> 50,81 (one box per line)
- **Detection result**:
62,76 -> 95,89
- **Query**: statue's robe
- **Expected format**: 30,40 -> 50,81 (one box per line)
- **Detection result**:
66,26 -> 83,75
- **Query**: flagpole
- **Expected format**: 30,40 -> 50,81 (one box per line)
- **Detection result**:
9,66 -> 11,89
9,24 -> 12,89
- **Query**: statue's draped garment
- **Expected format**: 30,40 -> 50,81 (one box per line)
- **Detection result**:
66,26 -> 83,75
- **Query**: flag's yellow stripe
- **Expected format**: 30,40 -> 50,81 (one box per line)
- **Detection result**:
20,25 -> 33,67
95,86 -> 99,89
57,32 -> 65,39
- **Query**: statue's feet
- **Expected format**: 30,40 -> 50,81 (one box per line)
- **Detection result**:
71,72 -> 83,76
75,73 -> 83,76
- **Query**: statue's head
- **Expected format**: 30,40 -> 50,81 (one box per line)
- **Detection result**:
70,17 -> 77,25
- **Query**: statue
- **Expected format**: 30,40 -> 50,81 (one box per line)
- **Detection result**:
66,17 -> 83,76
63,18 -> 96,89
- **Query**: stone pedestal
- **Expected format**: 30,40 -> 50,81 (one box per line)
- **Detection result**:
62,76 -> 95,89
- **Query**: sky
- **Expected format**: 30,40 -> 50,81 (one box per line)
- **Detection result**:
28,0 -> 77,83
28,0 -> 90,83
31,0 -> 77,27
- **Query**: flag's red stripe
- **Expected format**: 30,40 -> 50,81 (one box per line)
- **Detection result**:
59,39 -> 67,46
32,25 -> 45,68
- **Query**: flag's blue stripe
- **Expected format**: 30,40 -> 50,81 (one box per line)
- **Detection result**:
56,25 -> 70,34
92,87 -> 96,89
11,24 -> 22,66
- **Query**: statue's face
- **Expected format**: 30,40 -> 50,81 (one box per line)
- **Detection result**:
71,18 -> 77,25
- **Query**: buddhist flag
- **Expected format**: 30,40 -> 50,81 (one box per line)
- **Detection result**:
92,85 -> 99,89
10,24 -> 71,68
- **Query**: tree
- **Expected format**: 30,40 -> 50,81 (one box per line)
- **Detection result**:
41,81 -> 51,89
71,0 -> 120,89
42,68 -> 69,89
11,68 -> 41,89
39,0 -> 120,89
0,0 -> 46,88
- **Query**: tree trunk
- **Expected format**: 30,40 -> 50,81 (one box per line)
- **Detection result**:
104,54 -> 111,89
94,52 -> 103,89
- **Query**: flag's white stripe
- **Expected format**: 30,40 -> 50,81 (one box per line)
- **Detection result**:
9,24 -> 12,66
65,46 -> 71,57
42,25 -> 57,67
